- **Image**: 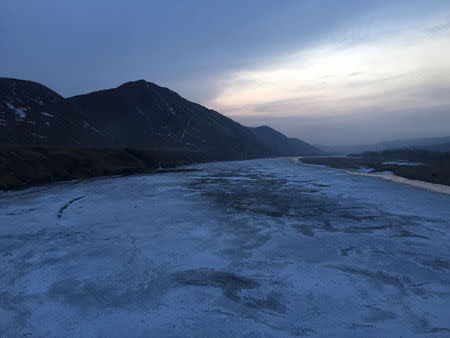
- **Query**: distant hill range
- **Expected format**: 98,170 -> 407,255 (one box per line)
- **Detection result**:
319,136 -> 450,155
0,77 -> 322,160
250,126 -> 320,156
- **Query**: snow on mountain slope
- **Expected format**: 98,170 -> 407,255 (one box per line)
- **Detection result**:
0,78 -> 105,146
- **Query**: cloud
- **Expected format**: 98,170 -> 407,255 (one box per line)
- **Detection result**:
426,22 -> 450,33
348,72 -> 364,77
206,13 -> 450,144
233,104 -> 450,146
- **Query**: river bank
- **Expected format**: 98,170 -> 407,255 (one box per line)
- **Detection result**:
0,146 -> 209,190
299,154 -> 450,186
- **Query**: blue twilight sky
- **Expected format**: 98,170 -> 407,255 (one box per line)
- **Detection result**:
1,0 -> 450,145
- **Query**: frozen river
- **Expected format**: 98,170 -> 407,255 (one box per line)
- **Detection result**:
1,158 -> 449,337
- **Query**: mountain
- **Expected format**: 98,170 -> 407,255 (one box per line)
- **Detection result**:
0,77 -> 322,159
0,77 -> 60,144
319,136 -> 450,154
250,126 -> 323,156
66,80 -> 268,160
0,78 -> 105,146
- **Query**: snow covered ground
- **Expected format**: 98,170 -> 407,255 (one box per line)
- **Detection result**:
1,158 -> 449,337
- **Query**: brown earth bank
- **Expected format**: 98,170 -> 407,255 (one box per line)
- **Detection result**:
0,146 -> 214,191
300,150 -> 450,186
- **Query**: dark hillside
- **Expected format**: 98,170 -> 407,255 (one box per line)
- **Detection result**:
250,126 -> 323,156
0,146 -> 204,190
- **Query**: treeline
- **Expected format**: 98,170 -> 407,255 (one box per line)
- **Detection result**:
0,146 -> 215,190
350,148 -> 450,163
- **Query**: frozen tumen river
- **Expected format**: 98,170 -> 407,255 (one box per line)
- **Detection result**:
1,158 -> 449,337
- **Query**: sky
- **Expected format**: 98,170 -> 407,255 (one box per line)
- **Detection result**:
1,0 -> 450,145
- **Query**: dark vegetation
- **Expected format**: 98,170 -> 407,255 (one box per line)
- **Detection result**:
350,148 -> 450,162
301,149 -> 450,186
0,146 -> 211,190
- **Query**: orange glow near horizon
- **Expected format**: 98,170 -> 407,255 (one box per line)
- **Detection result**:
208,18 -> 450,120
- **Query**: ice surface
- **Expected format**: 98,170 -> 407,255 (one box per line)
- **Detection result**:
354,166 -> 375,173
1,158 -> 449,337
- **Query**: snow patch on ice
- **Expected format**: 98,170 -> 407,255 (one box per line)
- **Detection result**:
355,166 -> 375,173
